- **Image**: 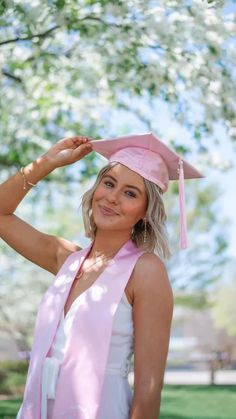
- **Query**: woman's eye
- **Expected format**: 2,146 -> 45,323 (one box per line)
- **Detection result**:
104,181 -> 113,187
125,191 -> 136,198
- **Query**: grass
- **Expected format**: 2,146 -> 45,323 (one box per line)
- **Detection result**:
0,385 -> 235,418
160,385 -> 236,419
0,397 -> 21,418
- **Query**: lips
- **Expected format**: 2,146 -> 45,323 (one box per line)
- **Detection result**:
100,205 -> 118,216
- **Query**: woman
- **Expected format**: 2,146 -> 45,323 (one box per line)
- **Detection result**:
0,133 -> 201,418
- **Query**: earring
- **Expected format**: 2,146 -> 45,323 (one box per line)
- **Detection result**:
143,218 -> 147,243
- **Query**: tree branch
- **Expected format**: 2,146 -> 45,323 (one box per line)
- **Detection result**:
2,69 -> 23,83
0,25 -> 60,46
0,16 -> 131,48
78,15 -> 130,29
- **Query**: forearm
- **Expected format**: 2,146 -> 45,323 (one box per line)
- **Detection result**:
0,155 -> 54,215
129,388 -> 161,419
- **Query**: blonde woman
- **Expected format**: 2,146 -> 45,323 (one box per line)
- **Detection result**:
0,133 -> 202,419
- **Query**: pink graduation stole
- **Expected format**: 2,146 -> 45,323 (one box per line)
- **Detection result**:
20,238 -> 144,419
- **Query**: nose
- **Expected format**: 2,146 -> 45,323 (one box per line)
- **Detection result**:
106,188 -> 120,204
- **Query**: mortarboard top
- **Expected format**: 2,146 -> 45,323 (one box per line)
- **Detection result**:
90,132 -> 204,249
90,133 -> 203,188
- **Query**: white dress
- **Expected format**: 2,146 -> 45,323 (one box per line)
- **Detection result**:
17,291 -> 134,419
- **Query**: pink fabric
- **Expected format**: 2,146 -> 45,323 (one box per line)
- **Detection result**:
90,133 -> 204,182
110,147 -> 169,192
20,239 -> 144,419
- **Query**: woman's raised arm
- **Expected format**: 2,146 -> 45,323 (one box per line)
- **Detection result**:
0,136 -> 93,274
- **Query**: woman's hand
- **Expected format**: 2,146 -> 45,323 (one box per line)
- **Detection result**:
43,136 -> 93,169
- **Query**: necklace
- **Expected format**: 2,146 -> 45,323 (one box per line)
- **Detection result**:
75,250 -> 118,281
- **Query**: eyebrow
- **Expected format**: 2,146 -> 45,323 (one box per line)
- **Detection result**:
103,174 -> 143,195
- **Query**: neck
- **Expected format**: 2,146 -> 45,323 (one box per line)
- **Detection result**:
90,229 -> 132,258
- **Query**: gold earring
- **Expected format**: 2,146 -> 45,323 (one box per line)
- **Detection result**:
143,218 -> 147,243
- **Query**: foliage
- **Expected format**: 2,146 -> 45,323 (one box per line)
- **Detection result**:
0,360 -> 28,395
0,0 -> 235,173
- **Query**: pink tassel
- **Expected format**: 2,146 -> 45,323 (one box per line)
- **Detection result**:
178,159 -> 188,249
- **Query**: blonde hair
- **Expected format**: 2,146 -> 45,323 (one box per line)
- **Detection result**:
81,163 -> 171,259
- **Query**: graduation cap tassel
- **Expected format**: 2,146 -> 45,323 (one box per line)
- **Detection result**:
178,159 -> 188,249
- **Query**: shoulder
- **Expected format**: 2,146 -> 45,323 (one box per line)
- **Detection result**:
135,252 -> 166,275
132,252 -> 173,305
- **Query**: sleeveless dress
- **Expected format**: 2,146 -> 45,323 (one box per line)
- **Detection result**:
17,291 -> 134,419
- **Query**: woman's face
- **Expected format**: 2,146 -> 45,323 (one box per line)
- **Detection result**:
92,164 -> 148,234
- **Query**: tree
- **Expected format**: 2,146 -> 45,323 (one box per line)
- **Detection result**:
0,0 -> 235,172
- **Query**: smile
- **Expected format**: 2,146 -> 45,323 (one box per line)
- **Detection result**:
99,206 -> 119,216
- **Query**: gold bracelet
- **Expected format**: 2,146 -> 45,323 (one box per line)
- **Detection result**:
20,167 -> 37,190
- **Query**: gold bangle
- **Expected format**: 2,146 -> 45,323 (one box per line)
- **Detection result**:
20,167 -> 37,190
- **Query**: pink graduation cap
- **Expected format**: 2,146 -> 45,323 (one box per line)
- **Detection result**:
90,132 -> 204,249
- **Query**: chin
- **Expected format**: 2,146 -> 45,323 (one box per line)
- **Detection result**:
94,220 -> 119,231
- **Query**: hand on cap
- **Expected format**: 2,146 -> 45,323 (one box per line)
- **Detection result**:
43,136 -> 93,169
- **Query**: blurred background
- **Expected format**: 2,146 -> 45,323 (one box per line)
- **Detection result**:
0,0 -> 236,417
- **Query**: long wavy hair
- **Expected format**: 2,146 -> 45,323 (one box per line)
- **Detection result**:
81,162 -> 171,259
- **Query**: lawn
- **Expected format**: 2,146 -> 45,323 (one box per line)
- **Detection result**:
0,385 -> 235,418
160,385 -> 236,419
